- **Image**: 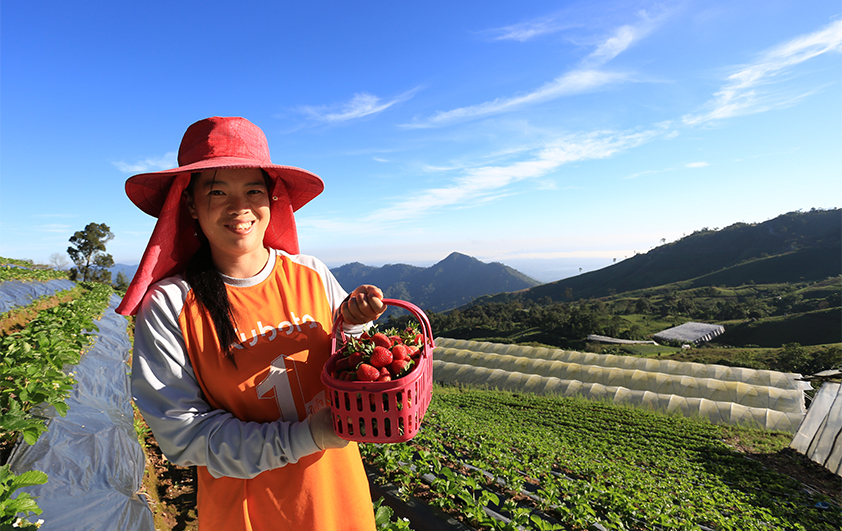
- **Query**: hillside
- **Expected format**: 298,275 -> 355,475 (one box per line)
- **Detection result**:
331,251 -> 541,312
488,208 -> 841,304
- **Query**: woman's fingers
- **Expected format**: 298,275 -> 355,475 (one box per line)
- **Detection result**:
343,286 -> 386,324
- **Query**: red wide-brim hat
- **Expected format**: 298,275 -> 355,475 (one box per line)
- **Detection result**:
115,116 -> 325,316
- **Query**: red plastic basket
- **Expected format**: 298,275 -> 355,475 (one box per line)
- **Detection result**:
321,298 -> 434,443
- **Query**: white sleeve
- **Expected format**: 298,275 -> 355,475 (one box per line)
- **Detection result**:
130,278 -> 323,480
282,251 -> 367,336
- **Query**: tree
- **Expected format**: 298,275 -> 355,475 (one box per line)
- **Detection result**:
777,343 -> 809,374
67,222 -> 114,283
49,252 -> 69,270
113,271 -> 130,292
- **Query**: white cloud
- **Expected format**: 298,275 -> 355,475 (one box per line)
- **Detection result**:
301,89 -> 417,123
307,125 -> 666,234
485,18 -> 574,42
34,224 -> 72,233
113,152 -> 177,173
404,70 -> 628,128
683,19 -> 842,125
685,161 -> 709,168
584,24 -> 650,67
405,13 -> 664,129
623,168 -> 672,180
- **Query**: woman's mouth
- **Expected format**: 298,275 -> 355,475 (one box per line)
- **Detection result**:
227,220 -> 255,234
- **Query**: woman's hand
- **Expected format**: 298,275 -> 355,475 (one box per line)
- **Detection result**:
342,285 -> 386,325
309,407 -> 349,450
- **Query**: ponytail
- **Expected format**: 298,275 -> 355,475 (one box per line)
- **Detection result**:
186,240 -> 239,362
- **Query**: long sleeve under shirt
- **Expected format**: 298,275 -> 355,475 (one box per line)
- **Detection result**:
132,249 -> 375,531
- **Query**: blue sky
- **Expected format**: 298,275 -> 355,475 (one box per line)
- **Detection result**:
1,1 -> 840,282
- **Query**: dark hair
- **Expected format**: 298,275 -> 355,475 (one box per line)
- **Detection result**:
183,169 -> 276,363
185,172 -> 239,361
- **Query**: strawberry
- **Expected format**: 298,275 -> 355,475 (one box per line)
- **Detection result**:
335,357 -> 350,371
370,346 -> 393,368
389,358 -> 414,378
377,374 -> 392,382
380,367 -> 390,377
356,363 -> 380,382
391,344 -> 410,361
371,332 -> 392,349
389,335 -> 403,345
348,352 -> 364,369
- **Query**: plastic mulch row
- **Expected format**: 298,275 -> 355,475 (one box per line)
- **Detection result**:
8,294 -> 154,531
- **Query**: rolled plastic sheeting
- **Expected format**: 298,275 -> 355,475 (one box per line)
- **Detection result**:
790,383 -> 842,476
435,338 -> 808,390
435,347 -> 804,414
433,360 -> 804,432
8,295 -> 154,531
0,279 -> 76,313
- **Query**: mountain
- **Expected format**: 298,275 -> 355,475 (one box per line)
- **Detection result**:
331,252 -> 541,312
479,208 -> 841,305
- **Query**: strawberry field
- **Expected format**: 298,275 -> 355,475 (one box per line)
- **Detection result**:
1,262 -> 840,530
0,262 -> 150,530
362,385 -> 842,531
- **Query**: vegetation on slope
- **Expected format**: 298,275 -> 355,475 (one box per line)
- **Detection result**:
501,208 -> 840,303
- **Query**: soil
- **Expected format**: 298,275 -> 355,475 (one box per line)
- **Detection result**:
138,429 -> 198,531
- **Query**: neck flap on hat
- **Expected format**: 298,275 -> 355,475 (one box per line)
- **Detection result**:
115,174 -> 300,316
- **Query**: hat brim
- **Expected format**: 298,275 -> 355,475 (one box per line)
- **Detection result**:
125,156 -> 324,218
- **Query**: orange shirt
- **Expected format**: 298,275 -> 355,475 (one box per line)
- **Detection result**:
141,251 -> 375,531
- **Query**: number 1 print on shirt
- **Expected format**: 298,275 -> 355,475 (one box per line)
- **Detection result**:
256,355 -> 300,421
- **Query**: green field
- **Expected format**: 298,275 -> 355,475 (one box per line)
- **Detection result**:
364,385 -> 842,531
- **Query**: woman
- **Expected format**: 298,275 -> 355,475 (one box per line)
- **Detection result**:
117,116 -> 384,530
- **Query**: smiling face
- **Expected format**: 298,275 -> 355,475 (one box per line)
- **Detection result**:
187,168 -> 272,277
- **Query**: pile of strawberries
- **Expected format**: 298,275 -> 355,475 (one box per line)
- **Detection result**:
330,324 -> 425,382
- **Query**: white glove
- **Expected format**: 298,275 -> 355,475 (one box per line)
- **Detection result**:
309,407 -> 350,450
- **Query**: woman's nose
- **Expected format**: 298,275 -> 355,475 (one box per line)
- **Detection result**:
227,194 -> 250,213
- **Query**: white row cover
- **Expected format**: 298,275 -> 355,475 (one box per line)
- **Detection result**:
9,295 -> 154,530
790,382 -> 842,476
434,347 -> 805,414
0,279 -> 76,313
435,338 -> 808,391
433,360 -> 804,432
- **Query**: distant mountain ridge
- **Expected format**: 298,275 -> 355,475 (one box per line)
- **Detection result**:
331,252 -> 541,312
109,264 -> 138,283
479,208 -> 841,305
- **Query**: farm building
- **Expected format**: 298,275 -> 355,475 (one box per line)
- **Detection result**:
653,322 -> 725,344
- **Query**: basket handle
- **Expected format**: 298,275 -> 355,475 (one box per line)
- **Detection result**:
331,298 -> 435,357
